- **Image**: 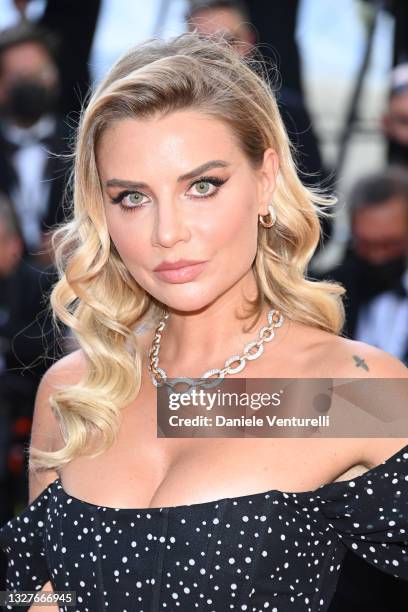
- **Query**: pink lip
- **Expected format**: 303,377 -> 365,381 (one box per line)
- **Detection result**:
154,261 -> 207,283
154,259 -> 204,271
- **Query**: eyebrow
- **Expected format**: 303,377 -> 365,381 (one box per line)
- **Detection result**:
105,160 -> 230,189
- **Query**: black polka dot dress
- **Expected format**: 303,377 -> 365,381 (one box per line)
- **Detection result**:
1,444 -> 408,612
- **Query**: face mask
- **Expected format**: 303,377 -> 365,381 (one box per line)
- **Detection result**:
4,79 -> 57,125
387,136 -> 408,166
351,251 -> 407,300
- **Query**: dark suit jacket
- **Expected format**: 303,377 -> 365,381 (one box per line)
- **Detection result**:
0,257 -> 64,415
0,116 -> 71,258
0,257 -> 66,589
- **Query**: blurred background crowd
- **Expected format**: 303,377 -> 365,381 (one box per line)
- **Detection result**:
0,0 -> 407,609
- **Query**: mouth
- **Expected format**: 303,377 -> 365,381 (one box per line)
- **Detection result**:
153,261 -> 208,284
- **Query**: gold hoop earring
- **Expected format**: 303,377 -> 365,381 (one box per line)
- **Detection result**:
259,204 -> 276,228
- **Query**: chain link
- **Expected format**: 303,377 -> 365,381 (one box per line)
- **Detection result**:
148,307 -> 284,388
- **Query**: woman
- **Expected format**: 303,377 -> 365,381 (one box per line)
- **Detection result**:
0,32 -> 407,612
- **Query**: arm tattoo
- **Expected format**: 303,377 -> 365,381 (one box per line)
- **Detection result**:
352,354 -> 369,371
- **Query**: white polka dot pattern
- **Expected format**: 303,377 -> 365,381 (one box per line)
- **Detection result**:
1,445 -> 408,611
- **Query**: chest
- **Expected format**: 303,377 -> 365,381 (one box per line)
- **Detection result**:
58,380 -> 360,509
58,335 -> 362,509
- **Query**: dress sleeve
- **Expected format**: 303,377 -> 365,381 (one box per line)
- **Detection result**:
0,480 -> 56,610
316,444 -> 408,579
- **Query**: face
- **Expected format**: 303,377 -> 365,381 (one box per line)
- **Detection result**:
0,41 -> 58,103
97,110 -> 277,313
382,90 -> 408,145
0,41 -> 59,126
187,8 -> 255,56
352,196 -> 408,264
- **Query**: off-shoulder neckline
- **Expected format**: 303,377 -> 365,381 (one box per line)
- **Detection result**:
40,443 -> 408,514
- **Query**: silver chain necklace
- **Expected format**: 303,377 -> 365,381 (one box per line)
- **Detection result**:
148,307 -> 284,388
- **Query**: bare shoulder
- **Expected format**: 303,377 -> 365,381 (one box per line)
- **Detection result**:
32,348 -> 89,443
44,347 -> 89,381
327,336 -> 408,378
281,320 -> 407,378
29,349 -> 88,500
318,334 -> 408,469
33,348 -> 88,440
283,324 -> 408,470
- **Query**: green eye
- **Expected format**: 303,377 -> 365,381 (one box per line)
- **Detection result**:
128,193 -> 143,205
187,176 -> 227,199
195,181 -> 210,195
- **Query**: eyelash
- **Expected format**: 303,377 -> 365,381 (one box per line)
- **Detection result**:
109,176 -> 227,213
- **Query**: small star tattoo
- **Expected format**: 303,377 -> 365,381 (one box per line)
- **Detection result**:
353,354 -> 369,371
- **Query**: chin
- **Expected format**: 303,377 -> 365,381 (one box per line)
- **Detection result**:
151,285 -> 219,314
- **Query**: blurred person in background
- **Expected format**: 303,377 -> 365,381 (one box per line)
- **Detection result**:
186,0 -> 255,56
317,167 -> 408,361
0,22 -> 69,267
10,0 -> 101,119
382,62 -> 408,167
0,192 -> 64,559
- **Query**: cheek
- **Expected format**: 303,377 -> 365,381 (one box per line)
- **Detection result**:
107,215 -> 148,267
208,203 -> 259,261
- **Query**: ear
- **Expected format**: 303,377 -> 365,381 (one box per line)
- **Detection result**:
257,148 -> 279,217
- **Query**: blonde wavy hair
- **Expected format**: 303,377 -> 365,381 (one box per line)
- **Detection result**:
30,31 -> 345,472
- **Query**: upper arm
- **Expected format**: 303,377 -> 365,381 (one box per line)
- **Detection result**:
336,339 -> 408,469
28,348 -> 87,503
339,339 -> 408,378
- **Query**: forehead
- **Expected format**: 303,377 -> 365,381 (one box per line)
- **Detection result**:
188,8 -> 244,33
353,197 -> 408,237
1,41 -> 51,74
389,90 -> 408,113
97,111 -> 241,175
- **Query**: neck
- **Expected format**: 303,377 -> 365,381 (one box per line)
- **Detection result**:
153,269 -> 281,377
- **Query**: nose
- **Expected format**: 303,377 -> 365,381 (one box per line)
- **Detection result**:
151,199 -> 191,248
